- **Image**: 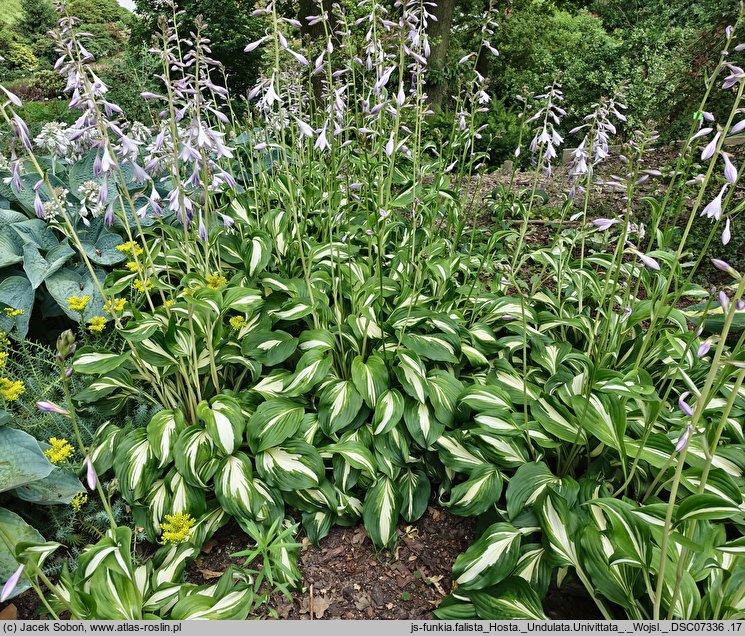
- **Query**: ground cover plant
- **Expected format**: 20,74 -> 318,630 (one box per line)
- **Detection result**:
0,0 -> 744,621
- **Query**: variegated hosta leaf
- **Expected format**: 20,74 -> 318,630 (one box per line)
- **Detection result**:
460,384 -> 512,413
537,489 -> 578,567
282,349 -> 333,397
173,425 -> 220,489
351,354 -> 389,408
255,440 -> 325,491
396,469 -> 430,523
89,422 -> 122,474
513,544 -> 552,598
403,398 -> 444,450
468,577 -> 548,619
302,510 -> 334,545
435,431 -> 486,473
244,232 -> 273,277
298,328 -> 336,353
113,428 -> 160,502
72,347 -> 131,375
150,542 -> 198,589
371,388 -> 405,435
147,409 -> 185,469
187,506 -> 229,549
444,464 -> 503,517
676,494 -> 743,524
246,398 -> 305,453
222,285 -> 264,313
318,379 -> 364,435
452,522 -> 523,590
283,478 -> 339,513
402,332 -> 459,363
427,370 -> 463,426
362,476 -> 402,548
197,395 -> 245,456
241,329 -> 297,366
166,469 -> 208,522
469,322 -> 498,353
472,430 -> 530,468
589,498 -> 651,568
74,368 -> 138,404
571,393 -> 626,452
394,349 -> 429,403
323,441 -> 377,476
213,452 -> 254,521
531,397 -> 587,444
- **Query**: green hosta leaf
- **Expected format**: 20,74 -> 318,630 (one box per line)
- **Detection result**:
351,354 -> 388,408
213,452 -> 255,521
676,494 -> 742,524
0,427 -> 53,492
256,440 -> 325,490
283,350 -> 333,397
147,409 -> 185,469
396,469 -> 430,523
452,522 -> 522,590
242,329 -> 297,366
173,425 -> 220,489
444,464 -> 503,517
394,349 -> 428,403
362,476 -> 402,548
323,441 -> 377,476
222,286 -> 264,313
402,332 -> 459,363
469,577 -> 548,619
302,511 -> 334,545
113,429 -> 159,502
318,379 -> 364,435
403,398 -> 444,450
198,395 -> 245,456
371,389 -> 405,435
73,347 -> 130,375
244,232 -> 273,277
246,398 -> 305,453
0,508 -> 44,600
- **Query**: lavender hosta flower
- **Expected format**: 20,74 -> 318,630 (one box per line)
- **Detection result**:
36,401 -> 70,416
198,212 -> 207,241
244,35 -> 269,53
730,120 -> 745,135
385,133 -> 395,157
84,456 -> 96,490
314,122 -> 330,152
636,252 -> 660,271
675,425 -> 693,453
0,565 -> 24,603
220,213 -> 234,229
678,391 -> 694,417
737,300 -> 745,310
698,339 -> 712,357
719,291 -> 730,313
701,132 -> 721,160
721,152 -> 738,184
701,184 -> 727,221
592,218 -> 619,231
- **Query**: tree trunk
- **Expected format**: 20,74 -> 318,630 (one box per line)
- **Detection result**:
427,0 -> 457,112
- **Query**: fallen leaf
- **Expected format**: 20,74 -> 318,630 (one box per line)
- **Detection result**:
0,604 -> 17,620
386,603 -> 394,610
426,574 -> 446,595
355,594 -> 371,611
200,539 -> 217,554
198,568 -> 224,580
314,595 -> 332,619
353,583 -> 361,591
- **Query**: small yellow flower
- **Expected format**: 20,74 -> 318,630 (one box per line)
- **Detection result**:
132,278 -> 154,293
0,378 -> 25,402
206,273 -> 228,290
44,437 -> 75,464
87,316 -> 108,333
163,299 -> 174,308
160,512 -> 196,544
125,261 -> 139,272
3,308 -> 23,318
229,315 -> 247,331
116,241 -> 144,257
71,492 -> 88,511
104,298 -> 127,315
0,332 -> 9,347
67,295 -> 90,313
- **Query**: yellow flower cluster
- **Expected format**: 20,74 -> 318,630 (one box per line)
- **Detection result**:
0,332 -> 8,370
67,295 -> 90,313
87,316 -> 108,333
0,352 -> 7,370
71,492 -> 88,511
206,273 -> 228,289
160,512 -> 196,544
116,241 -> 144,257
3,308 -> 23,318
163,299 -> 174,308
229,315 -> 247,331
125,261 -> 138,272
133,278 -> 154,293
104,298 -> 127,315
44,438 -> 75,464
0,378 -> 25,402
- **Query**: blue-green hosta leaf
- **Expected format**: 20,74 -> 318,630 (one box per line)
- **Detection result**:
460,384 -> 512,412
222,286 -> 263,313
244,232 -> 272,277
282,349 -> 333,397
0,427 -> 54,492
362,476 -> 402,548
452,523 -> 522,590
113,429 -> 160,502
394,349 -> 429,403
322,441 -> 377,476
427,370 -> 463,425
12,466 -> 82,505
402,332 -> 459,363
0,276 -> 33,339
0,225 -> 23,269
256,440 -> 325,491
0,508 -> 44,600
468,577 -> 548,619
45,265 -> 106,322
23,242 -> 75,290
351,354 -> 389,408
147,409 -> 186,469
318,379 -> 364,436
444,464 -> 503,517
676,494 -> 742,524
435,431 -> 486,473
371,389 -> 405,435
302,511 -> 334,545
198,395 -> 245,456
173,425 -> 220,489
246,398 -> 305,453
397,469 -> 430,523
73,347 -> 131,375
403,398 -> 444,450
